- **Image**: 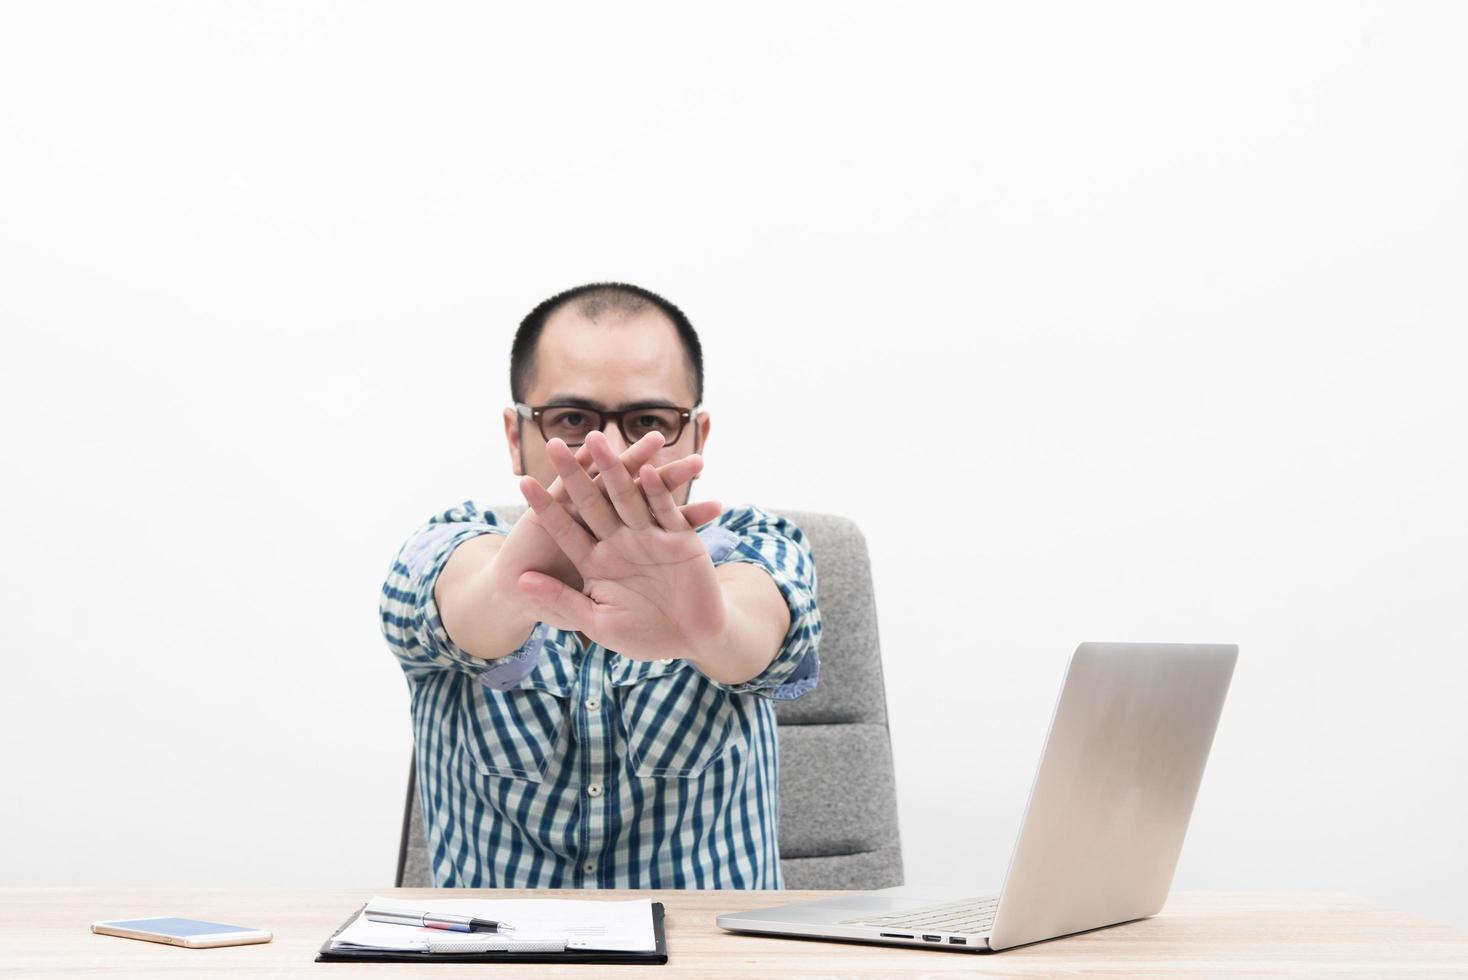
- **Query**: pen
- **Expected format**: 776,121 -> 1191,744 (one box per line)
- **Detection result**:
363,906 -> 515,934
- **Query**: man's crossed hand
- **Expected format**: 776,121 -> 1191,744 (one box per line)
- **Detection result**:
438,429 -> 789,684
510,431 -> 727,663
490,430 -> 721,601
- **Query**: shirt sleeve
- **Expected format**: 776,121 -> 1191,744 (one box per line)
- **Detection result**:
697,505 -> 822,700
378,502 -> 547,684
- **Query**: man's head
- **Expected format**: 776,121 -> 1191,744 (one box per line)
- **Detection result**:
504,283 -> 710,505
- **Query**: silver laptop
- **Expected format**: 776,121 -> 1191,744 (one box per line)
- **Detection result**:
718,641 -> 1237,953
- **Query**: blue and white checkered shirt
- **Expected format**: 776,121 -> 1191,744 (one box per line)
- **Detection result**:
379,502 -> 821,889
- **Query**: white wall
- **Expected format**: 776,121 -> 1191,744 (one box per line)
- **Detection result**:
3,1 -> 1465,929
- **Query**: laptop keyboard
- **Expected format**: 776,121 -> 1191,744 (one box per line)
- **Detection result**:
841,895 -> 999,935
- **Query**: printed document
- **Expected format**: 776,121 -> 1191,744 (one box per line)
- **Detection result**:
328,895 -> 657,953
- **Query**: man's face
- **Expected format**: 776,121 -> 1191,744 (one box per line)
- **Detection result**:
502,304 -> 711,505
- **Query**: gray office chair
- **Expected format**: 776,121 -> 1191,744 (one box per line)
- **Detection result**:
396,507 -> 902,891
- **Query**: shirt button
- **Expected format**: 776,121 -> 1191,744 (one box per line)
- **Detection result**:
656,658 -> 674,665
587,783 -> 603,798
583,860 -> 596,874
584,697 -> 600,711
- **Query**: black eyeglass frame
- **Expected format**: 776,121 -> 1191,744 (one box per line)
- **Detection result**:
514,401 -> 700,449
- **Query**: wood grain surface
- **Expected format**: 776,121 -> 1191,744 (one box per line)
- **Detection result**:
5,888 -> 1466,978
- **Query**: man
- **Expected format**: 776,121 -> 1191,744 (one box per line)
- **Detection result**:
379,282 -> 821,889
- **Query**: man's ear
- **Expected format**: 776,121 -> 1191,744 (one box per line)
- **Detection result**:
682,411 -> 711,506
503,407 -> 524,476
694,411 -> 710,455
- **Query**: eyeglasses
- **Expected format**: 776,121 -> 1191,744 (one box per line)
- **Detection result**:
515,402 -> 698,449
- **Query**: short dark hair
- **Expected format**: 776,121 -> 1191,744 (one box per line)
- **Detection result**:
510,282 -> 704,404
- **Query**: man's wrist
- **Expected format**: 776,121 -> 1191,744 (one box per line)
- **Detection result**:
509,512 -> 585,592
484,576 -> 542,638
460,555 -> 541,660
685,590 -> 761,686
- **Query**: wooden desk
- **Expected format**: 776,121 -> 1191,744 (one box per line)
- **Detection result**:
4,888 -> 1465,977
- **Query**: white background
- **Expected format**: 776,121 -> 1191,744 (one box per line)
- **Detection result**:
3,1 -> 1466,929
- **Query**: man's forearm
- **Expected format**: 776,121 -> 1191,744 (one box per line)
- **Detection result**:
435,535 -> 542,662
688,563 -> 791,686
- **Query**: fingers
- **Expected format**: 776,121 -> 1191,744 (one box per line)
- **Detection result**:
555,431 -> 665,502
652,453 -> 703,497
639,462 -> 721,530
515,570 -> 596,634
559,431 -> 666,530
540,444 -> 599,533
679,500 -> 724,528
598,430 -> 666,483
640,463 -> 692,531
545,438 -> 623,539
586,431 -> 654,530
535,434 -> 708,542
518,474 -> 596,567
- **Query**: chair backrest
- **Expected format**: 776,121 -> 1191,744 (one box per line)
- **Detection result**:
396,507 -> 902,890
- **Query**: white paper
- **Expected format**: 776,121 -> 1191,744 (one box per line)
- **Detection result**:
329,895 -> 657,953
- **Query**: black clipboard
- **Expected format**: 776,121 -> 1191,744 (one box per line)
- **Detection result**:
314,902 -> 668,965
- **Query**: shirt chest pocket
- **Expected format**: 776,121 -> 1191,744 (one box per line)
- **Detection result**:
610,658 -> 747,779
457,661 -> 573,783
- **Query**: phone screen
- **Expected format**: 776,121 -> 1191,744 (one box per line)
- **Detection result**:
103,917 -> 259,937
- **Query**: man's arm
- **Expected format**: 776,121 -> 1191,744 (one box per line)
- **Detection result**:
435,532 -> 543,662
379,505 -> 539,679
687,506 -> 822,697
380,436 -> 677,678
685,561 -> 791,685
433,435 -> 674,663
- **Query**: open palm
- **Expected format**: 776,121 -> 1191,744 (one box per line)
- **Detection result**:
514,431 -> 727,662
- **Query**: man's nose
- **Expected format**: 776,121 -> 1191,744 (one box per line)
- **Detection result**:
598,420 -> 629,455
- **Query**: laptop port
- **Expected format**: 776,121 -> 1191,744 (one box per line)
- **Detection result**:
949,937 -> 968,945
922,935 -> 941,942
878,933 -> 913,939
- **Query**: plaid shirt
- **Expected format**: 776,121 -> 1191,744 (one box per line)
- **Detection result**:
379,502 -> 821,889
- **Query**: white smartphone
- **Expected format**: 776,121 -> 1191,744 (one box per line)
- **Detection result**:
91,916 -> 273,949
